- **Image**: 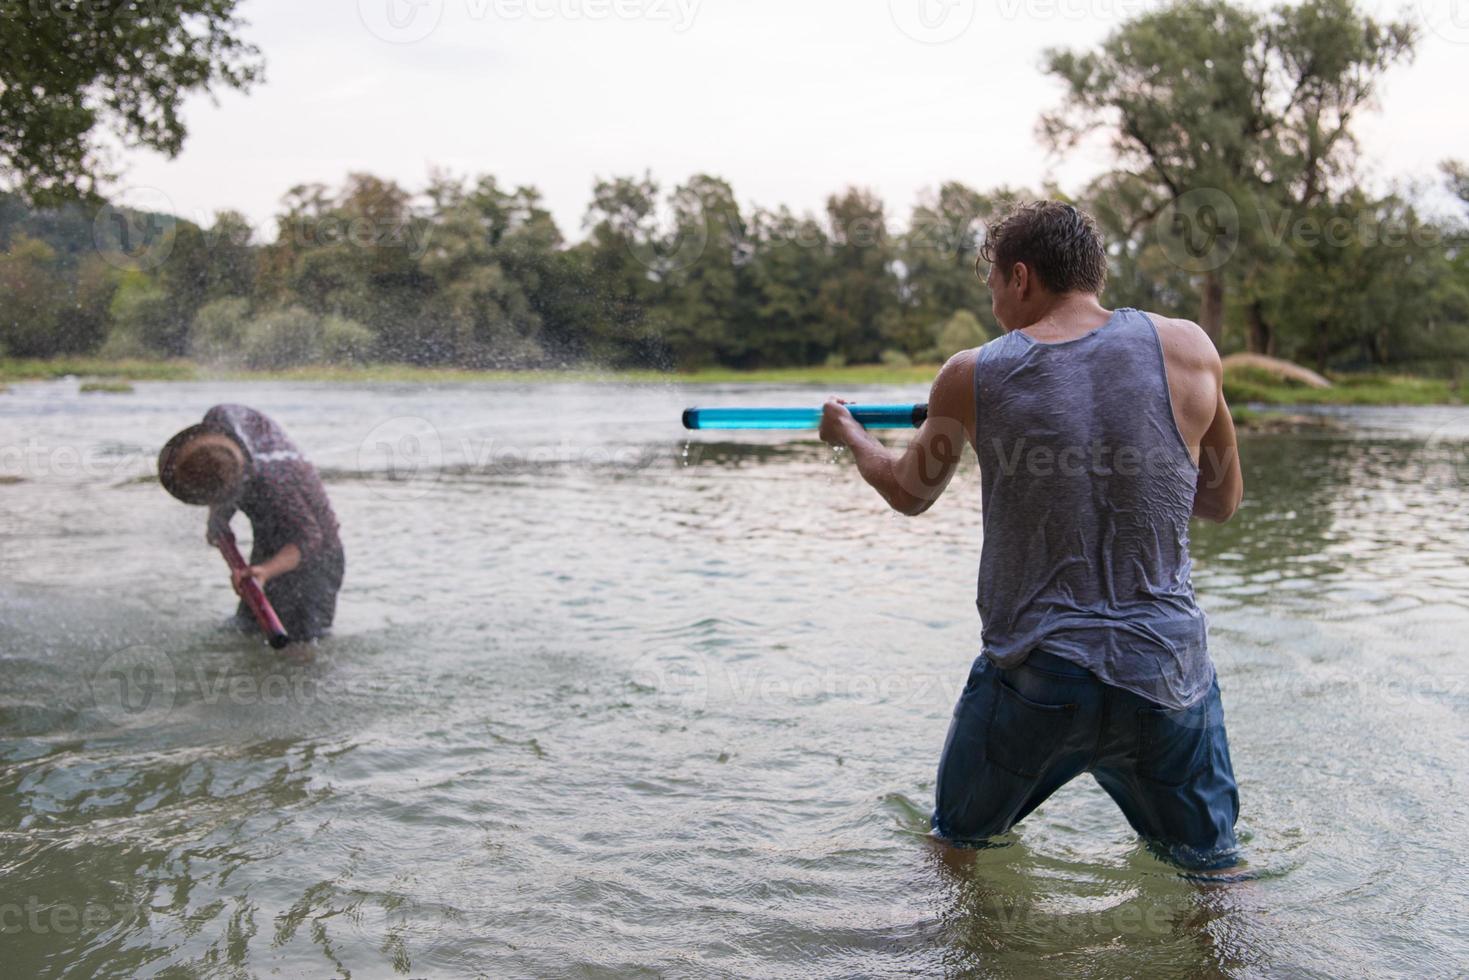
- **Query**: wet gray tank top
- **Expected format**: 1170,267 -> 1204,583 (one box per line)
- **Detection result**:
972,307 -> 1212,710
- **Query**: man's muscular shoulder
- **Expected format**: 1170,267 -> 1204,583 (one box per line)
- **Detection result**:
1144,312 -> 1222,443
1146,313 -> 1221,379
930,348 -> 979,443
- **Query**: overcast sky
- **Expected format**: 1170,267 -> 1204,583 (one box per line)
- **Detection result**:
115,0 -> 1469,241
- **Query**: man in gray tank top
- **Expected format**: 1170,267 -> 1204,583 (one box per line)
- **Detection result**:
818,202 -> 1244,870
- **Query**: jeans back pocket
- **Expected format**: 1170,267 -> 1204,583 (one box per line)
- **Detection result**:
985,674 -> 1078,779
1136,686 -> 1221,786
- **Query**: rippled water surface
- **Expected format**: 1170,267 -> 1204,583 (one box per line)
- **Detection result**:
2,379 -> 1467,977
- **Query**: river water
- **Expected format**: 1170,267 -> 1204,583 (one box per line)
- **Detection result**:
1,379 -> 1466,978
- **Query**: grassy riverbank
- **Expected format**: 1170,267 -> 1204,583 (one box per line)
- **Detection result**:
0,357 -> 942,387
0,356 -> 1461,405
0,357 -> 199,382
1221,365 -> 1460,406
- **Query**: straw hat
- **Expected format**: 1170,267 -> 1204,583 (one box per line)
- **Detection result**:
157,424 -> 249,505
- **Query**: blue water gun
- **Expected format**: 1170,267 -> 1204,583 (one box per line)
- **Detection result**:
682,404 -> 928,430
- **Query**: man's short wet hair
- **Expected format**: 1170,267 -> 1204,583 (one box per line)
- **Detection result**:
979,201 -> 1107,295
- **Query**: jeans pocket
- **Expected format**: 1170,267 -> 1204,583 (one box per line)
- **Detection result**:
985,675 -> 1078,779
1136,696 -> 1217,786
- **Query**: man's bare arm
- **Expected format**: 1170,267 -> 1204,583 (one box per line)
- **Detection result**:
1149,313 -> 1243,523
231,542 -> 302,594
818,352 -> 975,516
1194,359 -> 1243,523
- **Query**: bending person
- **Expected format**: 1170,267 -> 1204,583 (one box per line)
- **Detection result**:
159,404 -> 344,643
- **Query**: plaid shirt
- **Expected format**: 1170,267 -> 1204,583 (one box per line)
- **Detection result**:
205,404 -> 341,564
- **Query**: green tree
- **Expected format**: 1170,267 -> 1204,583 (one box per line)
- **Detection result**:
422,173 -> 562,367
819,188 -> 901,364
265,174 -> 433,361
0,235 -> 63,355
579,174 -> 665,366
1259,191 -> 1463,370
153,214 -> 257,355
319,313 -> 374,364
102,272 -> 172,357
742,207 -> 833,367
0,1 -> 263,201
189,295 -> 251,363
1043,0 -> 1414,345
1081,171 -> 1202,317
1445,161 -> 1469,208
934,310 -> 991,360
904,185 -> 998,343
901,183 -> 1021,345
657,174 -> 746,369
56,253 -> 119,354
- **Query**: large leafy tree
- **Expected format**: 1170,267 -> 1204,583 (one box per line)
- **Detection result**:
1259,190 -> 1453,369
423,173 -> 563,367
0,235 -> 63,354
900,182 -> 1027,347
1080,172 -> 1201,317
657,174 -> 747,369
578,173 -> 672,366
819,188 -> 902,363
1042,0 -> 1414,345
742,206 -> 833,367
263,174 -> 436,361
0,0 -> 263,201
1446,161 -> 1469,211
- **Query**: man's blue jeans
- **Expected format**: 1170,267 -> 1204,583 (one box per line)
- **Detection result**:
932,649 -> 1241,870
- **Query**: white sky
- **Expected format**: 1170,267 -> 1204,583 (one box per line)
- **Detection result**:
115,0 -> 1469,241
